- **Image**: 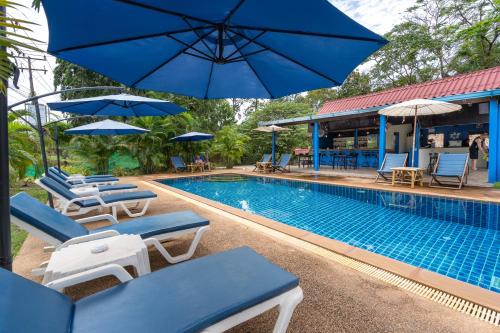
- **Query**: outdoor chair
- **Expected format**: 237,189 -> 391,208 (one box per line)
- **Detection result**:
375,153 -> 408,183
429,153 -> 469,189
48,167 -> 118,186
170,156 -> 187,172
48,169 -> 137,194
51,166 -> 114,179
10,192 -> 210,265
0,247 -> 302,333
272,153 -> 292,173
253,153 -> 271,172
36,177 -> 157,218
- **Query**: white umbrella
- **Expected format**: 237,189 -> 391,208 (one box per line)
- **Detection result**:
253,125 -> 291,133
379,99 -> 462,166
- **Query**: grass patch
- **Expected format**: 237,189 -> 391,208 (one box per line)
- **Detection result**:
494,182 -> 500,189
9,183 -> 48,257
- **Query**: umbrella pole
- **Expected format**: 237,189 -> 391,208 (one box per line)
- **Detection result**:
412,106 -> 418,167
55,125 -> 61,172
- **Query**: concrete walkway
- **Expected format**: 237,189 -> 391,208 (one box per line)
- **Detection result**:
13,176 -> 497,333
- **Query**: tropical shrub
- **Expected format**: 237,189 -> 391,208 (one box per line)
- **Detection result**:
211,126 -> 249,168
69,136 -> 116,174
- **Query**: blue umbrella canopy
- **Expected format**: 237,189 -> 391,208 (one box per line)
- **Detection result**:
171,131 -> 214,142
64,119 -> 149,136
42,0 -> 387,99
48,93 -> 185,117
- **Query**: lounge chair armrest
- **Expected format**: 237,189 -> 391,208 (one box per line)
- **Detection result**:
67,195 -> 105,206
67,175 -> 85,180
57,230 -> 120,250
45,264 -> 133,291
75,214 -> 119,225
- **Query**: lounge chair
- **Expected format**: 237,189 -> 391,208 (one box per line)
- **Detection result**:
429,153 -> 469,189
10,192 -> 210,264
51,166 -> 114,179
47,170 -> 137,194
375,153 -> 408,183
36,176 -> 157,218
49,167 -> 118,186
0,247 -> 303,333
272,153 -> 292,173
171,156 -> 187,172
253,153 -> 271,172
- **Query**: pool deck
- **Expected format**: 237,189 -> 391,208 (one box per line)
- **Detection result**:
13,171 -> 500,332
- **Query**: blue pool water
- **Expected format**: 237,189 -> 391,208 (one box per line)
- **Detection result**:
158,175 -> 500,292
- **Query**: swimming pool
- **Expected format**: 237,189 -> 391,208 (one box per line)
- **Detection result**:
158,175 -> 500,293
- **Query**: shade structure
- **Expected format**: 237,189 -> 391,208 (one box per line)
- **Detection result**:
171,132 -> 214,142
42,0 -> 387,99
47,93 -> 185,117
64,119 -> 149,136
254,125 -> 291,164
379,99 -> 462,166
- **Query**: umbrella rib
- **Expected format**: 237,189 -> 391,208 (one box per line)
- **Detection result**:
130,28 -> 216,87
204,61 -> 215,99
183,50 -> 215,62
226,48 -> 268,63
91,102 -> 111,116
116,0 -> 213,25
223,0 -> 246,24
182,17 -> 217,58
228,28 -> 341,85
226,32 -> 275,99
230,25 -> 387,44
225,30 -> 266,60
168,34 -> 216,61
53,27 -> 212,53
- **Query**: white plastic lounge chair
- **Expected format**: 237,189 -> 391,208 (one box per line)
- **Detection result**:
47,170 -> 137,194
10,192 -> 210,265
0,247 -> 303,333
429,153 -> 469,189
51,166 -> 114,178
36,176 -> 157,218
375,153 -> 408,183
49,167 -> 118,186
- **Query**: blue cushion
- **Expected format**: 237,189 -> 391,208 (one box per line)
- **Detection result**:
79,176 -> 119,184
40,176 -> 78,200
97,184 -> 137,192
71,247 -> 299,333
0,269 -> 74,333
47,170 -> 73,189
75,191 -> 156,208
94,211 -> 209,238
10,192 -> 89,242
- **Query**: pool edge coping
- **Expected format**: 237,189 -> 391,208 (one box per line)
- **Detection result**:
146,177 -> 500,313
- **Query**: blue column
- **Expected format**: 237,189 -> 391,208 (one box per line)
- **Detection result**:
414,121 -> 420,167
488,99 -> 499,183
271,131 -> 276,165
378,115 -> 386,168
313,122 -> 319,171
354,128 -> 358,148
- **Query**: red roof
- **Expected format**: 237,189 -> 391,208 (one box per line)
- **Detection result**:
319,66 -> 500,115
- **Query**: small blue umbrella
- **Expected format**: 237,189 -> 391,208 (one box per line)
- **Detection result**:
64,119 -> 149,136
48,93 -> 185,117
42,0 -> 387,99
171,132 -> 214,142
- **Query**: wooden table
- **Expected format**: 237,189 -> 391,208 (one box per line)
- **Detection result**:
391,167 -> 425,188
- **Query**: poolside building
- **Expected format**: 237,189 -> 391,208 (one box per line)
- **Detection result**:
262,66 -> 500,183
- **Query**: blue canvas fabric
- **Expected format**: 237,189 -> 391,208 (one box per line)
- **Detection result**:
0,247 -> 298,333
47,93 -> 185,117
10,192 -> 89,242
65,119 -> 148,136
171,132 -> 214,142
71,247 -> 299,333
434,153 -> 468,176
95,211 -> 209,238
171,156 -> 187,170
277,154 -> 292,168
378,153 -> 408,173
0,268 -> 74,333
42,0 -> 387,99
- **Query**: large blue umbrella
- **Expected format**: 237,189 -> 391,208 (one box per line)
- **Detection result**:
171,132 -> 214,142
64,119 -> 149,136
48,93 -> 185,116
42,0 -> 387,99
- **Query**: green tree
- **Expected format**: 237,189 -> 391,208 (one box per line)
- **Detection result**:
69,136 -> 116,174
8,113 -> 39,182
211,126 -> 249,168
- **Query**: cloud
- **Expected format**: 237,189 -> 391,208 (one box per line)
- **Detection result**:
331,0 -> 414,35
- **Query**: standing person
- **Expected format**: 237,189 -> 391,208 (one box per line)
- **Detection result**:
469,133 -> 487,171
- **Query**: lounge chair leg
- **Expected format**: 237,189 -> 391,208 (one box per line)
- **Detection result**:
144,226 -> 209,264
120,199 -> 152,218
111,206 -> 117,219
273,287 -> 304,333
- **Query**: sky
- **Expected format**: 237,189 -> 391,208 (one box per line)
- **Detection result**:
8,0 -> 414,108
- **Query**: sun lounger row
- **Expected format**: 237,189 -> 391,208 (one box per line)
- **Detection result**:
376,153 -> 469,189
